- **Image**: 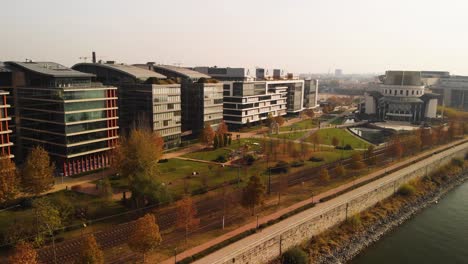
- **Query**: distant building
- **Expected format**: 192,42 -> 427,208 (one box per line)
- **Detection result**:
363,71 -> 438,123
73,63 -> 182,149
193,66 -> 304,117
6,61 -> 119,176
303,79 -> 319,109
149,64 -> 223,136
193,67 -> 255,82
335,69 -> 343,76
430,75 -> 468,110
222,81 -> 287,129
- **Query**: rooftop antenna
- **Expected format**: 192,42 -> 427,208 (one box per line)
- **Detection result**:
79,56 -> 89,62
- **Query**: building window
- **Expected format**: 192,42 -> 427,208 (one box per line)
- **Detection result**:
412,90 -> 414,95
400,90 -> 403,95
168,104 -> 174,110
406,90 -> 409,96
394,90 -> 397,95
163,120 -> 169,126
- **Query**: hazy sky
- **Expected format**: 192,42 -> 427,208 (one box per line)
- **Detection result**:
2,0 -> 468,74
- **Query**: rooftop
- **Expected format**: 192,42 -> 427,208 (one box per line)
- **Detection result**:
74,63 -> 166,81
7,61 -> 95,78
151,64 -> 210,79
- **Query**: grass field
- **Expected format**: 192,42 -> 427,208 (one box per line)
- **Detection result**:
310,128 -> 370,149
270,131 -> 307,140
182,148 -> 232,161
330,116 -> 345,125
280,119 -> 317,132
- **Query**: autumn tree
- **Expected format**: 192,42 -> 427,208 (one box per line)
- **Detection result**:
403,134 -> 422,155
277,174 -> 288,205
22,146 -> 54,196
128,214 -> 162,262
217,121 -> 229,135
112,128 -> 168,207
8,241 -> 38,264
241,175 -> 265,215
421,128 -> 433,149
350,153 -> 365,170
79,234 -> 104,264
366,145 -> 377,165
309,133 -> 321,151
200,123 -> 215,147
319,168 -> 330,183
265,113 -> 274,127
176,196 -> 200,243
335,164 -> 346,178
0,157 -> 18,203
331,136 -> 339,147
387,137 -> 403,160
274,116 -> 285,127
99,177 -> 113,200
303,109 -> 315,119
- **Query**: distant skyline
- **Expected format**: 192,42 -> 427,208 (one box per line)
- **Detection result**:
2,0 -> 468,75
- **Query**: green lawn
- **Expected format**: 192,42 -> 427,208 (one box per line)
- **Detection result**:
280,119 -> 317,132
270,131 -> 307,140
310,128 -> 370,149
182,148 -> 232,161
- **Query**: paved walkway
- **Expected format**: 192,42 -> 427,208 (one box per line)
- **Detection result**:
161,139 -> 467,264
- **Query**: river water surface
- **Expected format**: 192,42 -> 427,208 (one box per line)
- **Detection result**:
352,180 -> 468,264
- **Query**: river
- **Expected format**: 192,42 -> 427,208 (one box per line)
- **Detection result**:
352,180 -> 468,264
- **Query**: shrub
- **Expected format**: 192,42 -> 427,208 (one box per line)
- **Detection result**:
344,144 -> 353,150
244,154 -> 256,166
397,183 -> 416,196
282,247 -> 308,264
191,187 -> 207,196
347,214 -> 362,230
290,160 -> 305,167
451,158 -> 464,168
214,154 -> 228,163
158,159 -> 169,163
309,156 -> 324,162
270,161 -> 289,174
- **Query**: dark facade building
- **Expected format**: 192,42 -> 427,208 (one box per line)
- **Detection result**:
303,79 -> 319,109
5,61 -> 118,176
73,63 -> 182,149
147,64 -> 223,136
0,64 -> 15,158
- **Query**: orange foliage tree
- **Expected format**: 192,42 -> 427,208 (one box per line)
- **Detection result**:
176,196 -> 200,243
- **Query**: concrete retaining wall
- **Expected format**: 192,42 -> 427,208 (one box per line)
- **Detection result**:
208,142 -> 468,264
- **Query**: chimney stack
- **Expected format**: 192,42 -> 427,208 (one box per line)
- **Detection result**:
92,51 -> 96,63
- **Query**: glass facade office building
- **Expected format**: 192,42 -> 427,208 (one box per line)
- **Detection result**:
6,61 -> 118,176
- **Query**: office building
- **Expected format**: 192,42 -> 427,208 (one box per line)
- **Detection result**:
430,75 -> 468,110
0,63 -> 15,158
303,79 -> 319,109
5,61 -> 118,176
193,67 -> 255,82
148,64 -> 223,136
222,81 -> 287,129
363,71 -> 438,122
73,63 -> 182,149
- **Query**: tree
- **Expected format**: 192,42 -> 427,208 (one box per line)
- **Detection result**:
274,116 -> 286,127
217,121 -> 229,135
309,133 -> 321,151
112,128 -> 167,207
213,134 -> 219,149
128,214 -> 162,262
350,153 -> 366,170
79,234 -> 104,264
331,136 -> 339,147
0,156 -> 18,203
21,146 -> 55,196
176,196 -> 200,243
303,109 -> 315,119
99,177 -> 113,200
282,247 -> 308,264
277,174 -> 288,205
366,145 -> 377,165
335,164 -> 346,177
33,197 -> 62,260
319,168 -> 330,183
200,123 -> 215,147
266,113 -> 274,127
387,137 -> 403,160
8,241 -> 38,264
241,175 -> 265,215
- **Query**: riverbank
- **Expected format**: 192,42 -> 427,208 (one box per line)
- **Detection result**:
307,159 -> 468,264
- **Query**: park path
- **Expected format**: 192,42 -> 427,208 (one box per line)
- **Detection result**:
161,138 -> 467,264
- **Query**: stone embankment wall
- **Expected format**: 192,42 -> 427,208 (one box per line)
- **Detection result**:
208,142 -> 468,264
